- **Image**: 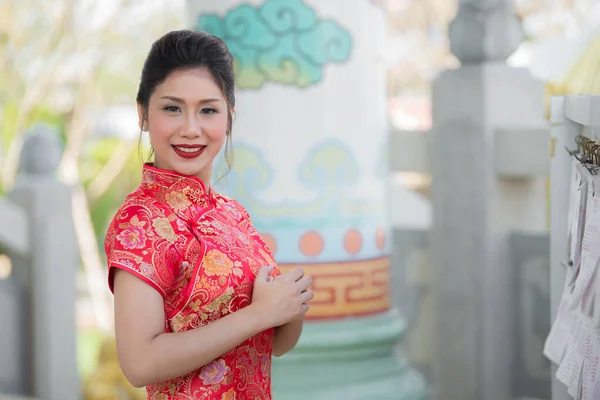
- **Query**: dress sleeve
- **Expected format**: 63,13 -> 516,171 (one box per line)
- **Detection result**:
105,203 -> 179,297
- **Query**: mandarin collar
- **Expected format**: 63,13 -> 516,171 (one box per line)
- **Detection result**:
141,163 -> 214,209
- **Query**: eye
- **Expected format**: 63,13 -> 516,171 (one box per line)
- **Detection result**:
163,106 -> 180,112
201,108 -> 217,115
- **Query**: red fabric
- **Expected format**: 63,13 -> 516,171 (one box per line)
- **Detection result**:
105,164 -> 279,399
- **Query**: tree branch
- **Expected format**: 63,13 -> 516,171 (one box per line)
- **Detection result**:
72,184 -> 114,334
87,139 -> 138,205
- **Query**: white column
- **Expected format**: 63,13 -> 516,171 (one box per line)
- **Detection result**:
188,0 -> 391,326
188,1 -> 428,398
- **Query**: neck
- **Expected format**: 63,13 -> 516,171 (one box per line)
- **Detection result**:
195,168 -> 212,191
148,162 -> 213,190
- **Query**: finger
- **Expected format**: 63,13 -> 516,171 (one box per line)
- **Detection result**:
255,265 -> 274,283
285,267 -> 305,282
300,303 -> 310,314
295,276 -> 312,292
300,290 -> 314,303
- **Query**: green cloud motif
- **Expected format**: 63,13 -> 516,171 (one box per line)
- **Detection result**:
196,0 -> 353,89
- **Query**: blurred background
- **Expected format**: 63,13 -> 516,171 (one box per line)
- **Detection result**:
1,0 -> 600,399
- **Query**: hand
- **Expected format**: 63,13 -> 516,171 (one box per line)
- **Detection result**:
251,266 -> 314,328
268,270 -> 307,323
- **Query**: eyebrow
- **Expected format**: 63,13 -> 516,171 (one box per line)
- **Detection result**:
159,96 -> 222,104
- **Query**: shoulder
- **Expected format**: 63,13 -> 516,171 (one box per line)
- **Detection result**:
104,190 -> 182,296
105,190 -> 179,251
118,188 -> 173,216
213,192 -> 252,222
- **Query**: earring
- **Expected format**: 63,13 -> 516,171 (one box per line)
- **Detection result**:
142,124 -> 148,132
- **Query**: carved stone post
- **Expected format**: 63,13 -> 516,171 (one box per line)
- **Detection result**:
8,124 -> 81,400
431,0 -> 548,399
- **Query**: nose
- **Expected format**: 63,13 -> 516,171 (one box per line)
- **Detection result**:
180,113 -> 203,139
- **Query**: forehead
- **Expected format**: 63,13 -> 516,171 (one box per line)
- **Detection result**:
153,68 -> 224,100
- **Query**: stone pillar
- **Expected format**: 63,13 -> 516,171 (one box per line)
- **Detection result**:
431,0 -> 548,399
8,124 -> 81,400
188,0 -> 427,398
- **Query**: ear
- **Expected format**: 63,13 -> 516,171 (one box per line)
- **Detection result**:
137,103 -> 147,131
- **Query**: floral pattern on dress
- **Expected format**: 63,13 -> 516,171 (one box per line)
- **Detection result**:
105,163 -> 279,399
199,360 -> 230,385
116,215 -> 147,249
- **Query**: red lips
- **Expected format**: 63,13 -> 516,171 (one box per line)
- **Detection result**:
172,144 -> 206,159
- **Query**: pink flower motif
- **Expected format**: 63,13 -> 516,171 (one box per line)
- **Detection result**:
222,232 -> 234,243
166,191 -> 191,211
225,204 -> 243,220
232,228 -> 249,245
199,359 -> 230,385
116,226 -> 146,249
237,354 -> 250,367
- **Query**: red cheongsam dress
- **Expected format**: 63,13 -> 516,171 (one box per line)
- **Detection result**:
105,164 -> 280,400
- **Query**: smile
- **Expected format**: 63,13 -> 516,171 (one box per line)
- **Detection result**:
172,145 -> 206,159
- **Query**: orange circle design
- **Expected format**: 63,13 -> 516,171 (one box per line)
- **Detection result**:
376,227 -> 386,250
299,231 -> 324,257
260,233 -> 277,253
344,229 -> 362,255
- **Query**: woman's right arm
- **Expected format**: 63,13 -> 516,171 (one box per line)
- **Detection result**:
113,265 -> 312,388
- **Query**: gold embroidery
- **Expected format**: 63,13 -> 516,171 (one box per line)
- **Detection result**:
170,313 -> 195,332
205,287 -> 234,313
182,186 -> 204,204
189,299 -> 203,312
222,388 -> 236,400
166,191 -> 192,211
204,249 -> 233,276
152,217 -> 177,243
196,275 -> 212,290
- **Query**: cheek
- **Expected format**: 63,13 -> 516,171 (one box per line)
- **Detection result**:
206,115 -> 229,144
148,115 -> 177,143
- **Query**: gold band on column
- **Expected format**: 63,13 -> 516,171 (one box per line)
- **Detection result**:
279,257 -> 391,320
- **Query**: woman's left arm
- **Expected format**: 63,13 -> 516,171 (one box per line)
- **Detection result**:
273,318 -> 304,357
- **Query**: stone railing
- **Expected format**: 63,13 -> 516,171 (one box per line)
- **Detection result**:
389,125 -> 552,399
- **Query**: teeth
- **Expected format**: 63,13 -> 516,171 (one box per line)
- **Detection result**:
174,146 -> 203,153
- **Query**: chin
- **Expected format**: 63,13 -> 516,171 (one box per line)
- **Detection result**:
174,165 -> 203,177
174,159 -> 211,179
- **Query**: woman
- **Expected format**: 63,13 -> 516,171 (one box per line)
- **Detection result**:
104,29 -> 313,399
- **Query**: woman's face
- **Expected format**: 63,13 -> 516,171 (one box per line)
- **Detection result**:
139,67 -> 229,185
